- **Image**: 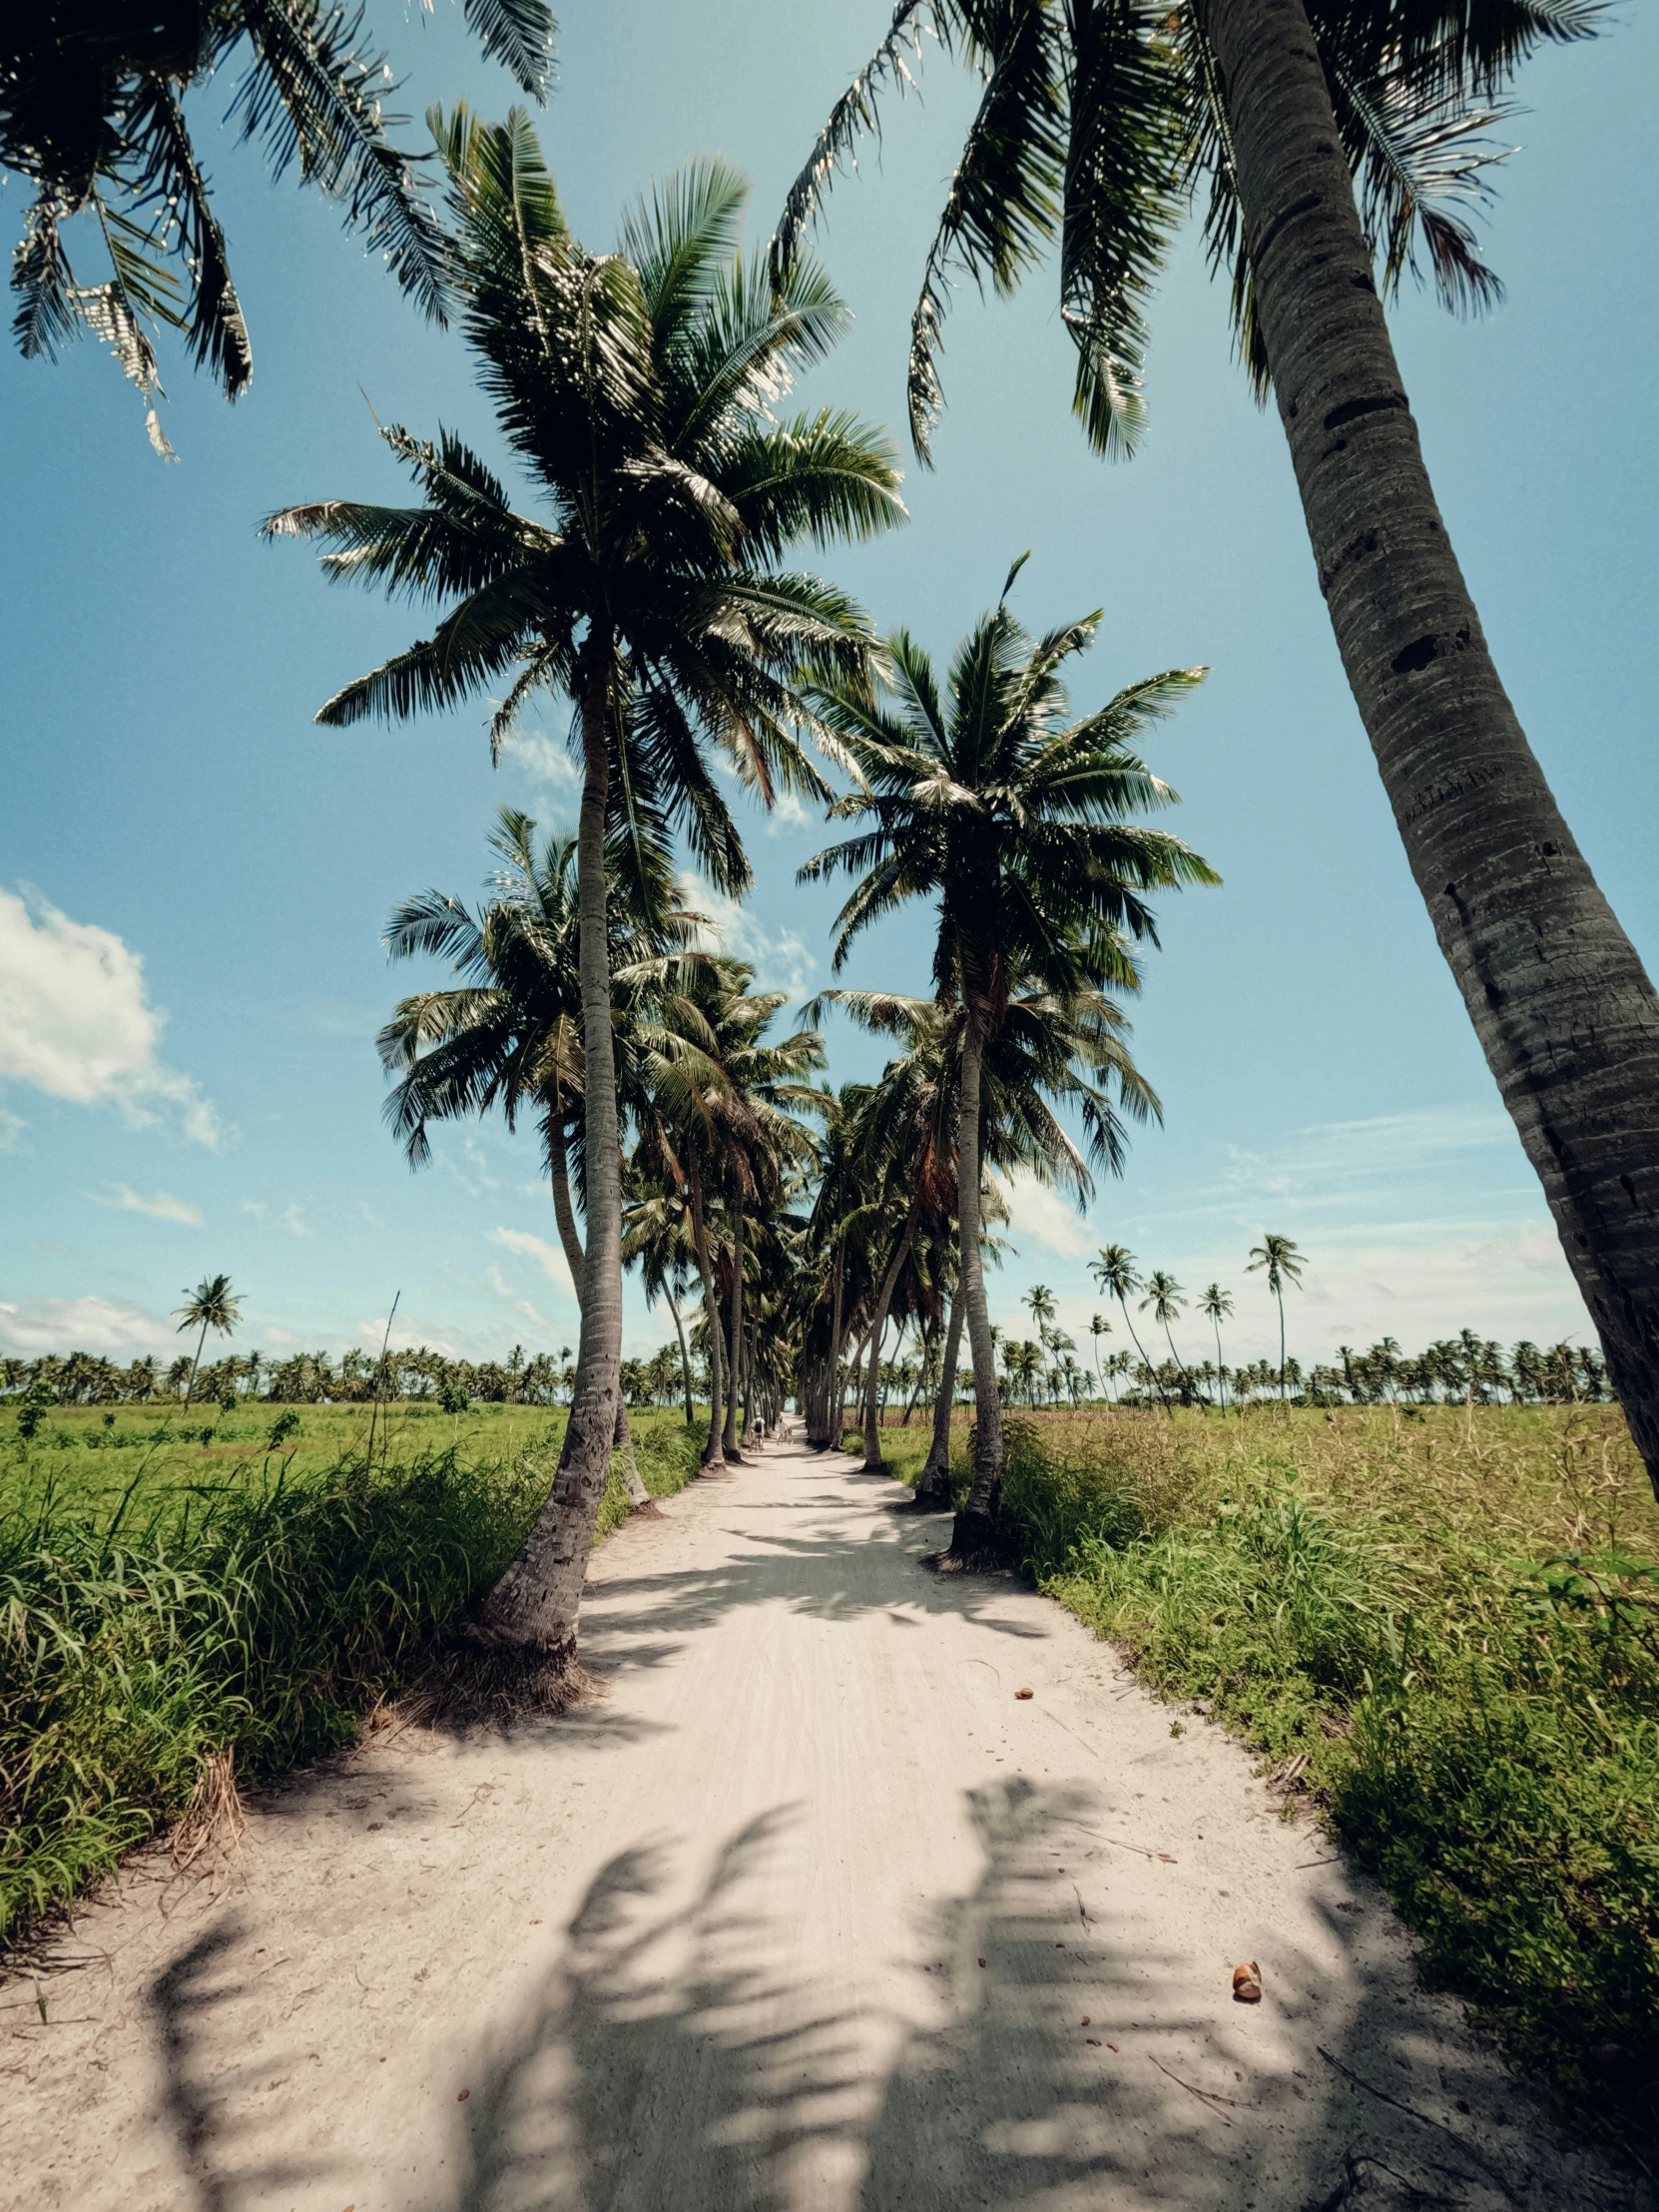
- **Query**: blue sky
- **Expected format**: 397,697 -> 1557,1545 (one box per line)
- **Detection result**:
2,2 -> 1655,1376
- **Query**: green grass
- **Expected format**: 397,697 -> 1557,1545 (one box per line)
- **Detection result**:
885,1400 -> 1659,2168
0,1401 -> 704,1950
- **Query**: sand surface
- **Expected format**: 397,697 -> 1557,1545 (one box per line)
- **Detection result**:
4,1438 -> 1643,2211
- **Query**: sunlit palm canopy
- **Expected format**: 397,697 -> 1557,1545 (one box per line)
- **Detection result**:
771,0 -> 1600,459
265,119 -> 904,887
800,590 -> 1217,1031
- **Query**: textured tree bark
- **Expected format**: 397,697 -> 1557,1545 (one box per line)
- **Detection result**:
547,1113 -> 587,1299
478,647 -> 624,1655
914,1287 -> 964,1511
810,1243 -> 845,1448
862,1202 -> 920,1471
664,1284 -> 696,1426
686,1149 -> 726,1467
951,1028 -> 1005,1555
724,1206 -> 747,1460
1201,0 -> 1659,1488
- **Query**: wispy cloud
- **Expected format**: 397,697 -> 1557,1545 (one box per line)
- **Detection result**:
0,884 -> 229,1149
993,1169 -> 1092,1260
0,1295 -> 178,1356
677,871 -> 816,995
281,1202 -> 308,1238
93,1184 -> 203,1226
499,730 -> 579,792
490,1226 -> 576,1300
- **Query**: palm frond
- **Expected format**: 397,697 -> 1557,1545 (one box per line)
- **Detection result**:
462,0 -> 557,99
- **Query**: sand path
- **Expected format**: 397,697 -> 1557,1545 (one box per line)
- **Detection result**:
4,1438 -> 1641,2211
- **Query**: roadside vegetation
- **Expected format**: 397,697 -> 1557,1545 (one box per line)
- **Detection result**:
866,1399 -> 1659,2167
0,1404 -> 701,1951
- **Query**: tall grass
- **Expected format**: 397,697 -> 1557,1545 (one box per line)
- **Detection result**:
1,1408 -> 704,1949
906,1403 -> 1659,2166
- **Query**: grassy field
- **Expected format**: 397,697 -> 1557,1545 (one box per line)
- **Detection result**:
0,1400 -> 704,1951
864,1400 -> 1659,2169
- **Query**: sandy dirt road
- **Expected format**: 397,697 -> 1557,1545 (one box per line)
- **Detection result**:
4,1440 -> 1641,2212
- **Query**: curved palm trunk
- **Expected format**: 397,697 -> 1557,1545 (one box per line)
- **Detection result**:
914,1286 -> 964,1511
1116,1296 -> 1165,1412
1203,0 -> 1659,1489
1276,1288 -> 1288,1404
547,1112 -> 588,1296
1213,1321 -> 1226,1411
811,1244 -> 846,1449
723,1207 -> 746,1460
548,1109 -> 649,1508
478,650 -> 623,1660
686,1150 -> 726,1467
665,1284 -> 696,1426
863,1202 -> 920,1471
950,1028 -> 1005,1556
184,1318 -> 210,1405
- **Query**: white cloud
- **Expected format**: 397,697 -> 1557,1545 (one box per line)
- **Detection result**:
0,1106 -> 26,1152
490,1226 -> 577,1300
281,1202 -> 308,1237
764,790 -> 812,834
94,1184 -> 203,1226
994,1169 -> 1092,1260
242,1199 -> 268,1221
500,730 -> 579,791
678,872 -> 816,995
264,1326 -> 296,1346
0,1295 -> 179,1356
0,885 -> 227,1148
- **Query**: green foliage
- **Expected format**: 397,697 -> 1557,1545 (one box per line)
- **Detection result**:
0,1403 -> 698,1950
899,1402 -> 1659,2164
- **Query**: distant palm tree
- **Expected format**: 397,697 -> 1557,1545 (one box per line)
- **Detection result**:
1090,1245 -> 1165,1411
174,1274 -> 243,1406
1088,1312 -> 1113,1400
269,125 -> 900,1663
1140,1271 -> 1189,1385
802,577 -> 1215,1558
1247,1234 -> 1305,1403
1198,1284 -> 1234,1410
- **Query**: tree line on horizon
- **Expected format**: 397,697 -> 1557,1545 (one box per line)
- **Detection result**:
8,0 -> 1657,1689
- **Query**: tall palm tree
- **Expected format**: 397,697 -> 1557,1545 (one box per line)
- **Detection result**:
174,1274 -> 243,1405
1248,1232 -> 1305,1402
3,1 -> 553,446
1090,1245 -> 1164,1409
803,585 -> 1214,1558
271,124 -> 901,1664
775,3 -> 1659,1496
1140,1269 -> 1189,1386
1198,1282 -> 1233,1409
1023,1282 -> 1057,1399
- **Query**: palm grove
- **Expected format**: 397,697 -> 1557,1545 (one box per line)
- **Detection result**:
7,2 -> 1656,1689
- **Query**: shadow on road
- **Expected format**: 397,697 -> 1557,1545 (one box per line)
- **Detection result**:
146,1779 -> 1604,2212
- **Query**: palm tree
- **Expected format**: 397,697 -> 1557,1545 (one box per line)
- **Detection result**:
1198,1283 -> 1233,1409
1247,1233 -> 1305,1402
775,4 -> 1659,1495
802,580 -> 1215,1561
1088,1311 -> 1113,1399
1089,1245 -> 1165,1410
174,1274 -> 243,1405
3,1 -> 552,446
271,126 -> 901,1664
1140,1270 -> 1189,1388
1023,1283 -> 1057,1400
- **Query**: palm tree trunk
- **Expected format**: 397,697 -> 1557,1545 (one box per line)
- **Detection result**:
863,1203 -> 920,1471
1116,1295 -> 1166,1412
1277,1288 -> 1288,1405
815,1243 -> 845,1448
686,1150 -> 726,1467
547,1112 -> 587,1297
1214,1321 -> 1226,1412
723,1206 -> 746,1460
914,1287 -> 964,1511
184,1318 -> 210,1405
665,1284 -> 695,1426
951,1025 -> 1005,1556
477,646 -> 624,1661
1202,0 -> 1659,1490
842,1332 -> 867,1450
